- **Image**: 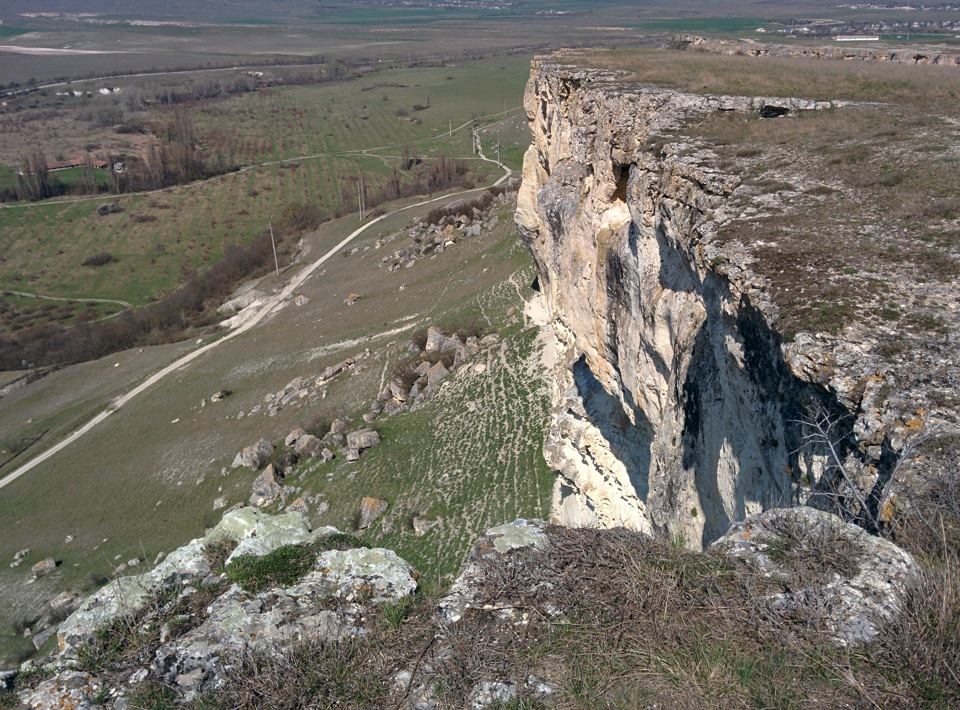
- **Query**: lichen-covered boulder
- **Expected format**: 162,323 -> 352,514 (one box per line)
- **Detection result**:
439,519 -> 549,624
20,670 -> 101,710
225,511 -> 334,564
711,507 -> 916,645
150,546 -> 416,696
56,575 -> 154,656
57,508 -> 320,657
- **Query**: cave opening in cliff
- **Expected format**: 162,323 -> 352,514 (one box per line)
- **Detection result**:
613,164 -> 630,203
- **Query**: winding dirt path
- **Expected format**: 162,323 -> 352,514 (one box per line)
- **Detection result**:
1,289 -> 131,310
0,147 -> 511,492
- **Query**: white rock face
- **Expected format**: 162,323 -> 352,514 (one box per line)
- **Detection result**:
517,57 -> 845,548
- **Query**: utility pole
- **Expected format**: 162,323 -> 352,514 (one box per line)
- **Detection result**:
358,177 -> 365,221
496,137 -> 501,166
269,219 -> 280,277
449,117 -> 452,137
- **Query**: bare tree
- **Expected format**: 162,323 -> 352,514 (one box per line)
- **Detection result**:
795,404 -> 937,535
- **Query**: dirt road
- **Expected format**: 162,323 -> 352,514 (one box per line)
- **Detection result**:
0,150 -> 511,492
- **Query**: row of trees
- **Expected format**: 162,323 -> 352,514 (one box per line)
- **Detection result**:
9,110 -> 238,202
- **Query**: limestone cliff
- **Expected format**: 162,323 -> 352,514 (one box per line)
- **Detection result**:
516,56 -> 898,547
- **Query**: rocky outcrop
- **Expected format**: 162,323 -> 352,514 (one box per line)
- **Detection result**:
516,55 -> 876,548
14,514 -> 918,707
28,509 -> 417,706
712,507 -> 916,645
670,34 -> 960,67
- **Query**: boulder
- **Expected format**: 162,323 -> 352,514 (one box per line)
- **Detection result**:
346,429 -> 381,451
232,439 -> 274,470
31,558 -> 56,579
424,325 -> 446,353
212,496 -> 228,510
32,625 -> 59,651
21,671 -> 99,710
294,434 -> 323,460
439,519 -> 549,624
711,507 -> 916,645
427,361 -> 449,388
345,448 -> 360,462
150,546 -> 415,695
249,464 -> 283,507
49,591 -> 77,612
413,516 -> 441,536
285,497 -> 309,514
96,203 -> 122,216
285,428 -> 308,447
358,497 -> 389,529
225,511 -> 329,563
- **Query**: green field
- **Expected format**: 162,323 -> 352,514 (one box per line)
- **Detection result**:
0,191 -> 552,664
0,55 -> 531,307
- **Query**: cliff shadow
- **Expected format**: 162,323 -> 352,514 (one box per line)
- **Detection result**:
573,355 -> 653,502
679,276 -> 847,548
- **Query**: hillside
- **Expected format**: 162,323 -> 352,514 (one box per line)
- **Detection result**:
1,37 -> 959,710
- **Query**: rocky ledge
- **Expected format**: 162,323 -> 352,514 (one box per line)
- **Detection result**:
5,508 -> 915,708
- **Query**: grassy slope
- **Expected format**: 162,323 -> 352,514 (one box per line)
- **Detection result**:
0,55 -> 530,306
0,191 -> 552,664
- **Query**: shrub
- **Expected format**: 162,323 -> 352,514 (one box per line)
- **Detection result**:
81,253 -> 117,267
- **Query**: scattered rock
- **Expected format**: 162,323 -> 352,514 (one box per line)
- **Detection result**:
232,439 -> 275,470
427,361 -> 449,388
469,680 -> 516,709
358,497 -> 389,530
96,203 -> 122,216
285,497 -> 309,514
210,390 -> 229,402
249,464 -> 283,507
294,434 -> 324,460
413,516 -> 441,536
424,326 -> 447,353
285,428 -> 308,447
32,625 -> 58,651
346,429 -> 381,451
49,591 -> 77,612
31,558 -> 57,579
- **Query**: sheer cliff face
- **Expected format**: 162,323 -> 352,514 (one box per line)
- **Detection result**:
517,60 -> 823,548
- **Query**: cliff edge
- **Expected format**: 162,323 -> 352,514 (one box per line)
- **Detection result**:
516,51 -> 959,548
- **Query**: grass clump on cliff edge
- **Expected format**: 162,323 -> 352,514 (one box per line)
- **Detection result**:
226,545 -> 318,594
225,534 -> 368,594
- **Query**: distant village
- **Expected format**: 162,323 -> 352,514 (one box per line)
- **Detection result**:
54,86 -> 121,98
769,17 -> 960,38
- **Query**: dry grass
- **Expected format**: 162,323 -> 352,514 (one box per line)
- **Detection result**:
160,523 -> 959,708
576,48 -> 960,108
